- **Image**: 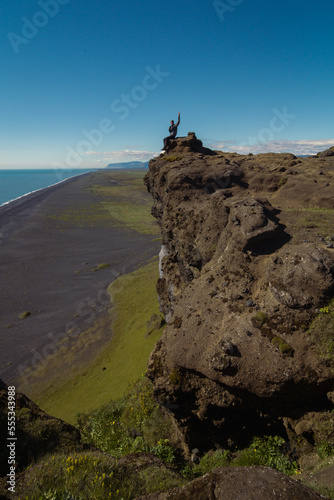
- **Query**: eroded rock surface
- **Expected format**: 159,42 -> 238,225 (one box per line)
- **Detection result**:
144,134 -> 334,451
137,466 -> 326,500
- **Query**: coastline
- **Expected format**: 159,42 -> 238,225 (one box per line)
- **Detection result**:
0,170 -> 161,395
0,171 -> 94,242
0,169 -> 96,210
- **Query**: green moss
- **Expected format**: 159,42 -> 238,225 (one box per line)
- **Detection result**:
277,177 -> 288,188
308,299 -> 334,360
43,170 -> 159,235
19,311 -> 31,320
252,311 -> 268,327
37,259 -> 164,424
165,155 -> 183,162
271,336 -> 294,357
102,200 -> 158,234
169,368 -> 182,386
92,263 -> 110,272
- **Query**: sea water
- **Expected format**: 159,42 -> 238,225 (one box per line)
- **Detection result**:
0,168 -> 97,207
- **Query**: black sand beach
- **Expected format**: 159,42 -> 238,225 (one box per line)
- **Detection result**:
0,171 -> 160,387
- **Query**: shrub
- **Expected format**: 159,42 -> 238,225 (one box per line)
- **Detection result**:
233,435 -> 298,475
317,441 -> 334,459
77,377 -> 176,463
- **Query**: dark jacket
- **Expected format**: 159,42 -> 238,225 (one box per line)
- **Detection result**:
169,116 -> 180,137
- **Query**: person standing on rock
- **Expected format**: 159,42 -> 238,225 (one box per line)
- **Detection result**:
162,112 -> 180,150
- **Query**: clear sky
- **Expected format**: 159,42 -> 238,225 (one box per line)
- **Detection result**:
1,0 -> 334,168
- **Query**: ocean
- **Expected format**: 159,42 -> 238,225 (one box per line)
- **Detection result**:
0,168 -> 96,207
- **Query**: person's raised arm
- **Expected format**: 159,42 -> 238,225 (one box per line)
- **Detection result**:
176,112 -> 180,127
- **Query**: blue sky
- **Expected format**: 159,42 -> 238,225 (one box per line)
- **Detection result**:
1,0 -> 334,168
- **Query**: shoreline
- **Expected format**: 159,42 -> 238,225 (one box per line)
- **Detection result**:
0,170 -> 96,209
0,170 -> 161,391
0,172 -> 94,242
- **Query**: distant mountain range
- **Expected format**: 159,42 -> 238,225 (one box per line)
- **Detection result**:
105,161 -> 149,169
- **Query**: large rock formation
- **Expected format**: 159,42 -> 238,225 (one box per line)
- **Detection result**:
144,133 -> 334,452
138,465 -> 326,500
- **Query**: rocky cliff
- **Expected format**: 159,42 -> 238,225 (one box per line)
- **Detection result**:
144,133 -> 334,454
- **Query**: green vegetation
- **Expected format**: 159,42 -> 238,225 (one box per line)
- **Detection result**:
19,311 -> 31,319
232,435 -> 298,475
317,441 -> 334,459
182,437 -> 298,480
182,450 -> 230,479
14,377 -> 303,498
277,177 -> 288,188
91,263 -> 110,272
252,311 -> 267,327
43,202 -> 114,227
271,335 -> 294,357
302,484 -> 334,500
77,376 -> 176,462
88,171 -> 159,235
43,170 -> 159,235
37,259 -> 164,424
165,155 -> 183,162
308,298 -> 334,360
102,200 -> 157,234
286,207 -> 334,237
19,450 -> 185,499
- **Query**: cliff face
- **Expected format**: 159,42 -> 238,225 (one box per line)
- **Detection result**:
144,133 -> 334,452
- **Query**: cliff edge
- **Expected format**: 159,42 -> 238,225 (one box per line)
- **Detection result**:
144,133 -> 334,453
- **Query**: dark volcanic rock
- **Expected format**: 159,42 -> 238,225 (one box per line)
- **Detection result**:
165,132 -> 217,156
144,136 -> 334,451
137,466 -> 326,499
317,146 -> 334,158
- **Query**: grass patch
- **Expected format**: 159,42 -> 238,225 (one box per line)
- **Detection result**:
182,450 -> 230,479
19,449 -> 185,499
286,207 -> 334,237
88,171 -> 159,235
102,200 -> 157,234
44,203 -> 114,227
77,377 -> 177,462
43,170 -> 159,235
308,299 -> 334,360
37,259 -> 164,424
